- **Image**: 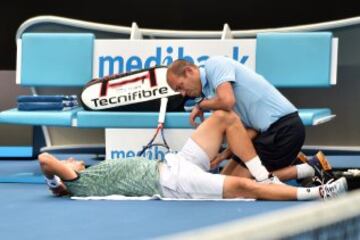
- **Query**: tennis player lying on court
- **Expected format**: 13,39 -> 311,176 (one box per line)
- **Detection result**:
39,110 -> 347,200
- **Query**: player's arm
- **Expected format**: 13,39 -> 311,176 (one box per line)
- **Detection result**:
38,153 -> 77,196
198,82 -> 235,111
38,153 -> 77,180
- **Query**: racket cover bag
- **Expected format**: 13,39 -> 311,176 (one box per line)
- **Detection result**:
81,66 -> 184,112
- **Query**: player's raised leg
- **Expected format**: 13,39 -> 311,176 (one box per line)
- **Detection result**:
190,110 -> 257,164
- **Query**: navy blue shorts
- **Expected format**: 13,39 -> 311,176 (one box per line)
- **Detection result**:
233,112 -> 305,171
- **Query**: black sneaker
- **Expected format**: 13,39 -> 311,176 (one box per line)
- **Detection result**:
309,151 -> 334,184
298,151 -> 335,186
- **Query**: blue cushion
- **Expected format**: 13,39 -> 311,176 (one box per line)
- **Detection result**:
298,108 -> 333,125
0,108 -> 333,128
0,147 -> 33,158
21,33 -> 94,87
76,111 -> 211,128
76,109 -> 332,128
256,32 -> 332,87
0,108 -> 81,127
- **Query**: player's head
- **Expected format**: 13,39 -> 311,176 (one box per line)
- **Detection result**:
63,158 -> 86,172
166,59 -> 202,98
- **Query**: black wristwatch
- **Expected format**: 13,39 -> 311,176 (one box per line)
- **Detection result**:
194,96 -> 205,110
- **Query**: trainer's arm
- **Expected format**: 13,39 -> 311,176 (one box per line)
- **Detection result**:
198,82 -> 235,111
247,128 -> 258,140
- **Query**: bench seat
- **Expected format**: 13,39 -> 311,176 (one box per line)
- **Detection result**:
0,107 -> 81,127
298,108 -> 335,125
0,108 -> 334,128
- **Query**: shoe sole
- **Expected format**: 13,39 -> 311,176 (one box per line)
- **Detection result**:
316,151 -> 332,171
297,152 -> 308,163
297,151 -> 332,171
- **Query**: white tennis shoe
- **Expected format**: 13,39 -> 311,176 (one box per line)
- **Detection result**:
320,177 -> 348,199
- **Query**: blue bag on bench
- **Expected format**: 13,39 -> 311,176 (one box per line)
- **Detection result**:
17,95 -> 78,103
17,101 -> 79,111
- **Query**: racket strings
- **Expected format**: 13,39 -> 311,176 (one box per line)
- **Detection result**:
138,125 -> 171,157
138,97 -> 171,157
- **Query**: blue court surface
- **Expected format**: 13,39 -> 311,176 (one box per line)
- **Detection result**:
0,154 -> 359,239
0,183 -> 302,240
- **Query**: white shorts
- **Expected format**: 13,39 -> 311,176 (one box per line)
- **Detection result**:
159,138 -> 225,199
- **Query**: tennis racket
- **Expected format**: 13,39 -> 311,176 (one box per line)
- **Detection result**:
137,98 -> 170,157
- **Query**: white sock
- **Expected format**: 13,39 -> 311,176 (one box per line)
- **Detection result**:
245,156 -> 269,181
297,187 -> 321,200
296,163 -> 315,179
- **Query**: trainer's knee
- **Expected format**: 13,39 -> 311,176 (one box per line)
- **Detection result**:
212,110 -> 240,125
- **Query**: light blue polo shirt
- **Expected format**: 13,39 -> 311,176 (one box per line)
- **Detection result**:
200,56 -> 297,132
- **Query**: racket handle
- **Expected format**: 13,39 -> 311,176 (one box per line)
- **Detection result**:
158,98 -> 168,123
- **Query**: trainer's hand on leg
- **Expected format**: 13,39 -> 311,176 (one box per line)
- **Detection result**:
211,148 -> 232,169
211,155 -> 225,169
189,106 -> 204,127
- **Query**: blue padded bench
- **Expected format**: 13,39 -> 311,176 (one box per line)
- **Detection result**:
77,111 -> 332,128
0,32 -> 336,128
1,33 -> 93,127
76,112 -> 212,128
1,108 -> 82,127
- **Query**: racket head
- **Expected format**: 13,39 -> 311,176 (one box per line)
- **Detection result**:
137,98 -> 171,160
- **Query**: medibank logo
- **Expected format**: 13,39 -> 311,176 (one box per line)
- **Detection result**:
98,46 -> 249,77
110,146 -> 166,160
